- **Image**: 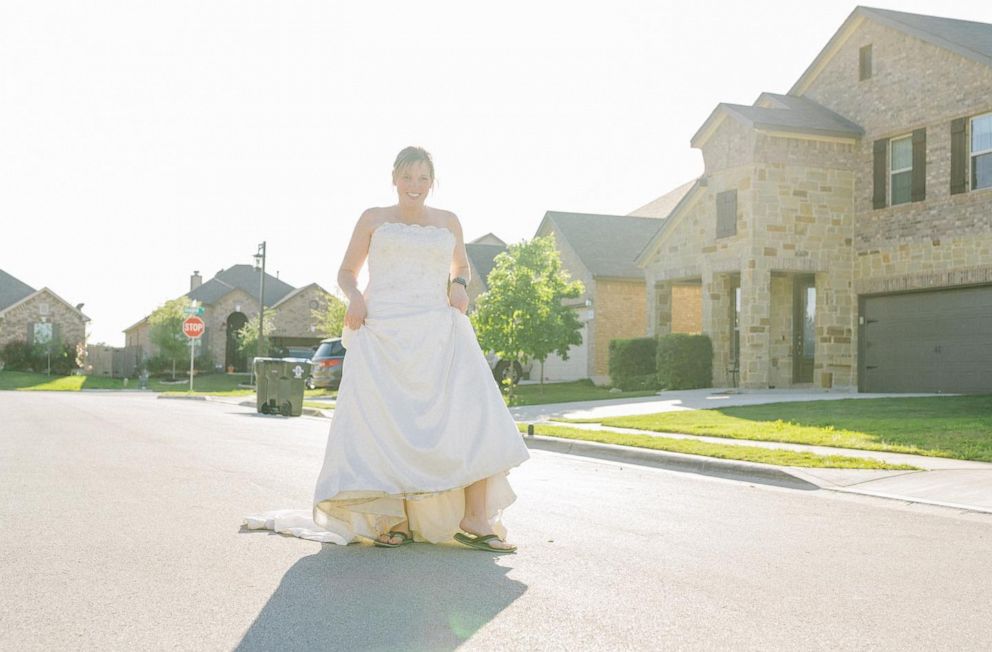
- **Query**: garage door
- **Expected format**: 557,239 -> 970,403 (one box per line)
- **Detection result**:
860,286 -> 992,393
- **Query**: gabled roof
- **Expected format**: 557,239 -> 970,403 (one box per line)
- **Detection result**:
270,282 -> 333,309
537,211 -> 666,279
634,179 -> 706,267
692,93 -> 863,148
791,6 -> 992,95
188,264 -> 295,307
0,268 -> 36,311
465,243 -> 507,289
469,233 -> 507,246
629,179 -> 697,218
0,286 -> 90,322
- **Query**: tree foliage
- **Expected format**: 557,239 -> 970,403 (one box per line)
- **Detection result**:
148,297 -> 194,375
311,293 -> 347,338
471,235 -> 584,394
238,314 -> 276,359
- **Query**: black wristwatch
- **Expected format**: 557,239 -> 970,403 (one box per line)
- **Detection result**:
450,276 -> 468,288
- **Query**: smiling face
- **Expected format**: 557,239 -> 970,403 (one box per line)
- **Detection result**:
393,160 -> 433,208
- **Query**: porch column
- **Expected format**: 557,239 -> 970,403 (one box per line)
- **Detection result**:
739,263 -> 772,389
702,270 -> 733,387
645,270 -> 657,337
654,281 -> 672,337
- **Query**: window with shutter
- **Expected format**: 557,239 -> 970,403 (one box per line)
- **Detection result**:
859,45 -> 872,81
971,113 -> 992,191
889,135 -> 912,206
716,190 -> 737,239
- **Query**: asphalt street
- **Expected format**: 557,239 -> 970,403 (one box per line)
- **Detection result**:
1,392 -> 990,651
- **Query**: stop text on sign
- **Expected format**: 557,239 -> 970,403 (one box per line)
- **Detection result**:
182,316 -> 205,339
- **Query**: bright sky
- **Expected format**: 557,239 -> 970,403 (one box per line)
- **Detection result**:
2,1 -> 990,346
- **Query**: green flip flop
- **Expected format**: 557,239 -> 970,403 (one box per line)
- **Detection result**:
454,531 -> 517,554
373,531 -> 414,548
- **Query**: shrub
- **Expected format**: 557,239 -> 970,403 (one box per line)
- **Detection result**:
0,340 -> 78,374
656,333 -> 713,390
609,337 -> 662,391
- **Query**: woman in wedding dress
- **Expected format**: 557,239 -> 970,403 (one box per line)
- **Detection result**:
245,146 -> 529,553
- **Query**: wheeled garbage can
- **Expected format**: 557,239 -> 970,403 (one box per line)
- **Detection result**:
254,357 -> 312,417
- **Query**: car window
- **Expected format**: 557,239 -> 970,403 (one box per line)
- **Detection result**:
314,341 -> 345,357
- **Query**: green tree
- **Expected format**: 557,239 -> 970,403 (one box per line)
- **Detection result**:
148,297 -> 193,380
238,313 -> 277,362
311,293 -> 347,337
471,234 -> 584,401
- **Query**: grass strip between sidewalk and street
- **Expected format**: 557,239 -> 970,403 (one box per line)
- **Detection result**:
517,423 -> 919,470
504,379 -> 656,406
558,395 -> 992,462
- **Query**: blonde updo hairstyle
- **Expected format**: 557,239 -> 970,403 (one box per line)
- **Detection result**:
392,146 -> 436,188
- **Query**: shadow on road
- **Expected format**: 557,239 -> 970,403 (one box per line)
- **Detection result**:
235,539 -> 526,651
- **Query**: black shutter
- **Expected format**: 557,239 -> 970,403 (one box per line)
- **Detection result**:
911,128 -> 926,202
27,322 -> 34,344
873,138 -> 888,209
950,118 -> 967,195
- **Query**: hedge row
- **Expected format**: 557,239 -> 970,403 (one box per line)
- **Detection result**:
608,333 -> 713,391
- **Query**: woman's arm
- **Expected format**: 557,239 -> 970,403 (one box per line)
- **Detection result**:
446,212 -> 471,313
338,210 -> 376,329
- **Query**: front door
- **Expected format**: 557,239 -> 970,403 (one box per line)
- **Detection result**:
793,276 -> 815,384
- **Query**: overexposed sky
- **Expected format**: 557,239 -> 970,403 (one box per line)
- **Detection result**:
2,1 -> 990,345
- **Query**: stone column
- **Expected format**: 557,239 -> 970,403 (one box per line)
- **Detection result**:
654,281 -> 672,337
702,270 -> 733,387
739,263 -> 772,389
815,270 -> 856,390
645,270 -> 657,337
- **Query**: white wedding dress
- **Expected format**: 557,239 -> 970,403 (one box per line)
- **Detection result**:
244,221 -> 530,545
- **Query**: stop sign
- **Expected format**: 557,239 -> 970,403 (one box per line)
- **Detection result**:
182,316 -> 205,339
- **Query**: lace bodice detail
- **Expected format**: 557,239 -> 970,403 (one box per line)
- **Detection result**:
365,222 -> 455,307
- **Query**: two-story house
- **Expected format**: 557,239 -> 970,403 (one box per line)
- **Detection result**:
637,6 -> 992,393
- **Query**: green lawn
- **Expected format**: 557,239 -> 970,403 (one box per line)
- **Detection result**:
0,370 -> 336,399
505,379 -> 656,406
560,395 -> 992,462
520,423 -> 918,470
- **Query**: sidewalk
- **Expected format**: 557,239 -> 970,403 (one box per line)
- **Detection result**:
508,388 -> 992,516
205,389 -> 992,516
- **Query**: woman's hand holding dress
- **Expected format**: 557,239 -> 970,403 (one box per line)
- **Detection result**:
448,284 -> 469,314
344,293 -> 368,329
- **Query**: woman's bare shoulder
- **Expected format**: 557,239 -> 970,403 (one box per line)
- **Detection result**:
356,207 -> 394,230
429,207 -> 462,232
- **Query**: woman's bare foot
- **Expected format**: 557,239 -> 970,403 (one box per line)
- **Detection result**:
375,520 -> 411,546
458,516 -> 514,551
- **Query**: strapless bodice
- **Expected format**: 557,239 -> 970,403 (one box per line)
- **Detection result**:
364,221 -> 455,309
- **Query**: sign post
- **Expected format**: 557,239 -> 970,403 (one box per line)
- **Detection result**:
182,316 -> 205,392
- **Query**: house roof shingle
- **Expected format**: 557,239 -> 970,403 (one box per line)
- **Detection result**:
188,264 -> 295,307
692,93 -> 864,147
629,179 -> 698,218
539,212 -> 666,279
465,243 -> 507,289
0,269 -> 36,311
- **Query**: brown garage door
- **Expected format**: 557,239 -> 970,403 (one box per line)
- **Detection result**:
860,286 -> 992,393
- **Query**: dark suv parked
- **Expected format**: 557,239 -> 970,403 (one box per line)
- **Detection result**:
308,338 -> 346,389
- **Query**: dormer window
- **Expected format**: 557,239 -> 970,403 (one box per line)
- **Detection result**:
859,45 -> 872,81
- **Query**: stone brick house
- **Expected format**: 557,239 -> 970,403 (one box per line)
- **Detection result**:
0,268 -> 89,361
536,211 -> 679,385
124,266 -> 335,374
636,7 -> 992,393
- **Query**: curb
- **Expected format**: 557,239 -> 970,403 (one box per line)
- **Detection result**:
522,434 -> 819,490
157,394 -> 208,401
